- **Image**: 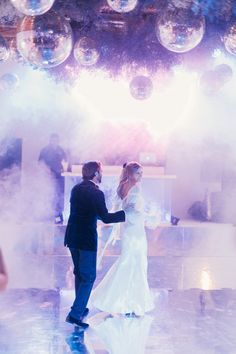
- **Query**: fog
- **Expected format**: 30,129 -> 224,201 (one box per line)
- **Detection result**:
0,55 -> 236,289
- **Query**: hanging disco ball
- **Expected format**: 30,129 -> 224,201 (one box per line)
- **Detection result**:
16,11 -> 73,68
215,64 -> 233,84
223,23 -> 236,56
107,0 -> 138,13
156,8 -> 205,53
129,75 -> 153,100
200,70 -> 222,95
74,37 -> 100,66
10,0 -> 55,16
0,35 -> 9,62
0,73 -> 19,90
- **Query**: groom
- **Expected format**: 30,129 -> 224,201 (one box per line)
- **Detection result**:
64,161 -> 125,329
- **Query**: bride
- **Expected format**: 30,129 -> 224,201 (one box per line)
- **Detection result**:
91,162 -> 155,316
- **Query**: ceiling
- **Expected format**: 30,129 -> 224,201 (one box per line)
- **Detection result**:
0,0 -> 236,79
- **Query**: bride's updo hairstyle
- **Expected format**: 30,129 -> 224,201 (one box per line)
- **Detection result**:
117,161 -> 142,199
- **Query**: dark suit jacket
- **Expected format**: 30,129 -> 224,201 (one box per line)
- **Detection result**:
64,180 -> 125,251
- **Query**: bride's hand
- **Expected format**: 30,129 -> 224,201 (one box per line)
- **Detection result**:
124,203 -> 135,212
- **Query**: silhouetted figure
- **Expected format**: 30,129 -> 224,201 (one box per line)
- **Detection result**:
38,133 -> 67,224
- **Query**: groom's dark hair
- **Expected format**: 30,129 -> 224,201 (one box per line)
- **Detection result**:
82,161 -> 101,180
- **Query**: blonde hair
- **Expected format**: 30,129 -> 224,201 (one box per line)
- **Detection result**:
117,162 -> 142,199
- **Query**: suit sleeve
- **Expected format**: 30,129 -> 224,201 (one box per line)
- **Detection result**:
94,191 -> 125,224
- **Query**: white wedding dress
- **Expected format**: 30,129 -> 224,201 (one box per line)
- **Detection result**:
94,316 -> 153,354
91,184 -> 155,316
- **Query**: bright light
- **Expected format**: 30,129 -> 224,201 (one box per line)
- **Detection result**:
212,48 -> 223,58
201,268 -> 212,290
3,65 -> 199,142
70,67 -> 198,138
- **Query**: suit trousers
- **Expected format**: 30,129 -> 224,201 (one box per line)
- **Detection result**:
69,248 -> 97,320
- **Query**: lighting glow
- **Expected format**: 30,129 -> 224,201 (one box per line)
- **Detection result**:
201,269 -> 212,290
70,67 -> 198,139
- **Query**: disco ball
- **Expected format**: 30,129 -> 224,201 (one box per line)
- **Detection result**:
223,23 -> 236,56
156,8 -> 205,53
0,73 -> 19,90
74,37 -> 100,66
215,64 -> 233,84
107,0 -> 138,13
0,35 -> 9,62
10,0 -> 55,16
200,70 -> 222,95
16,11 -> 73,68
129,76 -> 153,100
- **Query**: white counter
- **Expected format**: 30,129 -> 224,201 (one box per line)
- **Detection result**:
62,165 -> 176,223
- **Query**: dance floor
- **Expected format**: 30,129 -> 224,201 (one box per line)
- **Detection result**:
1,220 -> 236,353
0,287 -> 236,353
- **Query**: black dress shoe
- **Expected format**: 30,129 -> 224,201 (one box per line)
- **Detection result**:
125,312 -> 140,318
55,213 -> 63,224
125,312 -> 132,317
66,315 -> 89,329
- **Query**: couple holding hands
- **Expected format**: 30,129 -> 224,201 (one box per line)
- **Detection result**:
64,161 -> 158,329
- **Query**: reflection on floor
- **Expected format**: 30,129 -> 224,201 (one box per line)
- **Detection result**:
1,220 -> 236,353
0,287 -> 236,353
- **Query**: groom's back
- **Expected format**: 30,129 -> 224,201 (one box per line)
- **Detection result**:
70,181 -> 98,216
64,179 -> 125,251
64,180 -> 100,250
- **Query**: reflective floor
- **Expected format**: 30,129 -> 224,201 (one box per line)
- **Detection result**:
1,220 -> 236,353
0,287 -> 236,354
